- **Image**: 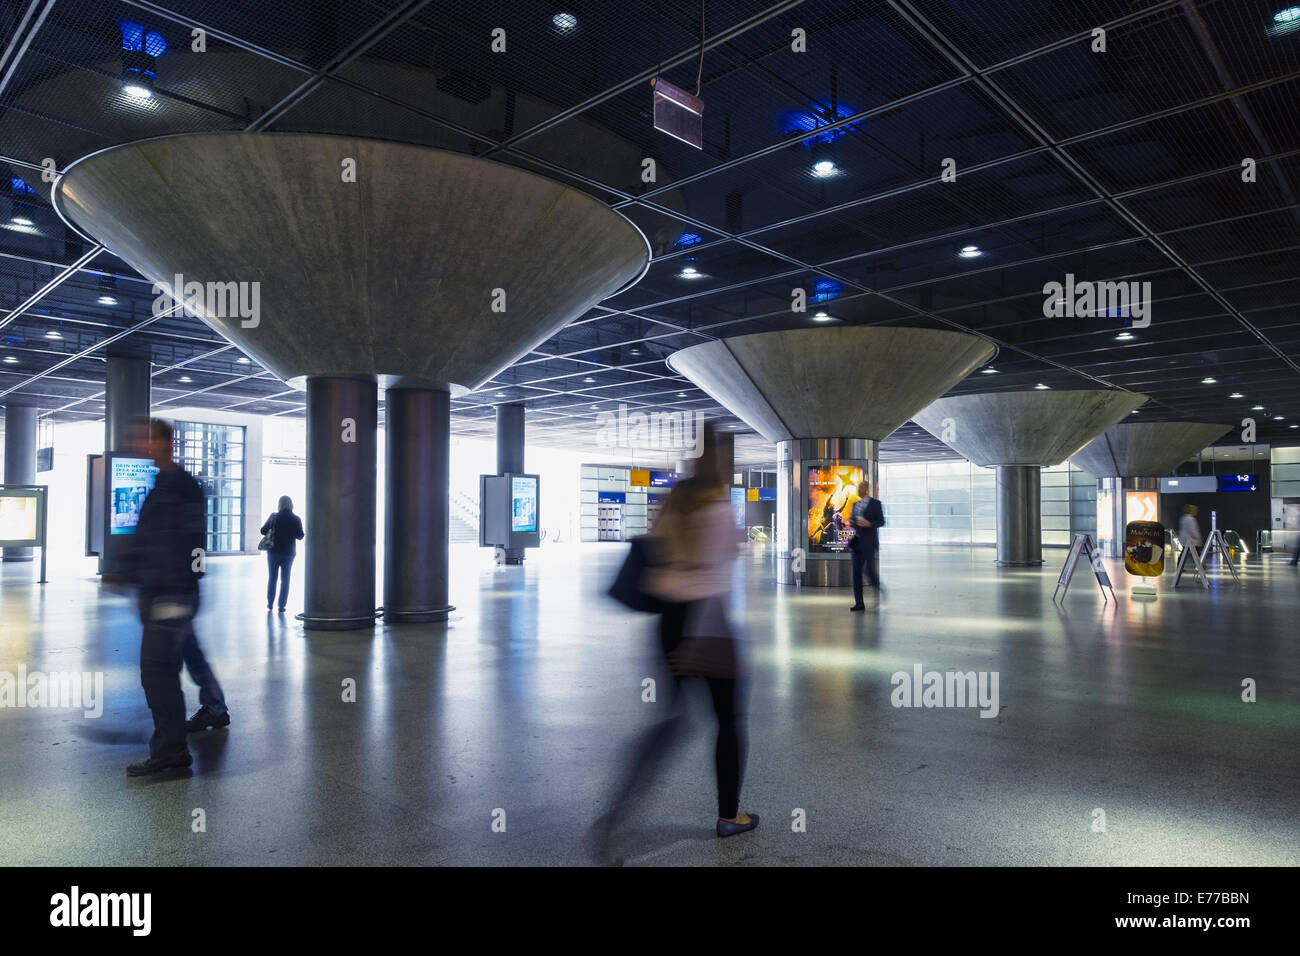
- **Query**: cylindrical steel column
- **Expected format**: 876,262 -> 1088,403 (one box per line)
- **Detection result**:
303,376 -> 378,630
495,403 -> 525,565
104,353 -> 151,452
715,430 -> 736,485
995,464 -> 1042,566
384,386 -> 452,623
776,438 -> 877,586
2,403 -> 37,561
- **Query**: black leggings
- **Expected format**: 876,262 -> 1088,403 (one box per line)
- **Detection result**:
659,601 -> 744,818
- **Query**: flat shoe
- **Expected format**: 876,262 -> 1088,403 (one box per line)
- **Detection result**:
717,812 -> 759,838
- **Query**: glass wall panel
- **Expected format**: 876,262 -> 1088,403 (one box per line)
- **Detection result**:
173,421 -> 246,554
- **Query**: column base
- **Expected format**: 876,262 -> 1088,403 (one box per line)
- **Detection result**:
297,609 -> 380,631
995,559 -> 1043,567
382,604 -> 454,624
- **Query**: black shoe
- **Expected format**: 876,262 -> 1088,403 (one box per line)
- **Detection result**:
717,812 -> 759,838
267,604 -> 273,611
277,606 -> 286,613
850,604 -> 865,612
186,706 -> 231,733
127,751 -> 192,776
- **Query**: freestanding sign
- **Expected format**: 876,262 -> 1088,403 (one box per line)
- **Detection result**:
0,484 -> 49,583
1053,533 -> 1115,603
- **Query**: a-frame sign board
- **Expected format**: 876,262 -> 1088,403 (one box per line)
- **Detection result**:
1173,539 -> 1210,588
1053,533 -> 1116,603
1199,529 -> 1241,584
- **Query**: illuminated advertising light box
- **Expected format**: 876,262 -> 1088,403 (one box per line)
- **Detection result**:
807,463 -> 863,554
0,489 -> 42,546
109,457 -> 157,535
1097,489 -> 1114,547
511,475 -> 538,533
730,486 -> 746,530
1124,490 -> 1158,525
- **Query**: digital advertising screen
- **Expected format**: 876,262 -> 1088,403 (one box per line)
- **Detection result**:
510,475 -> 537,533
0,491 -> 40,546
807,463 -> 863,553
110,457 -> 157,535
730,486 -> 746,530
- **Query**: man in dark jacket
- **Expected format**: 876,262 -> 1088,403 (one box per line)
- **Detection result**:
849,479 -> 886,611
125,418 -> 217,776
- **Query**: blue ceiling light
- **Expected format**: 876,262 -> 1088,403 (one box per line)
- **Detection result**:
1275,7 -> 1300,24
9,178 -> 35,195
811,278 -> 843,303
674,232 -> 703,249
780,103 -> 861,147
118,21 -> 166,101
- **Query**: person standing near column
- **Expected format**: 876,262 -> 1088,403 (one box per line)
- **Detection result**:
125,418 -> 213,776
261,496 -> 305,612
849,479 -> 885,611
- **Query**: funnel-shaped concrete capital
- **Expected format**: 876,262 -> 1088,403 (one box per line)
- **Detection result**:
56,133 -> 649,391
667,327 -> 995,442
1069,422 -> 1233,477
912,390 -> 1148,467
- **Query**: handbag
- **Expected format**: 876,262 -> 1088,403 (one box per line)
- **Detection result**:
608,535 -> 664,613
257,513 -> 276,551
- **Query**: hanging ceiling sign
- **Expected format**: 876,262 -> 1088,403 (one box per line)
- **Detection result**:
652,77 -> 703,149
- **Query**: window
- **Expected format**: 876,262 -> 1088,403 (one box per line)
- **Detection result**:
172,421 -> 245,554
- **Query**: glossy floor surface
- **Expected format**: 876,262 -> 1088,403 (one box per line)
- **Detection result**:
2,544 -> 1297,866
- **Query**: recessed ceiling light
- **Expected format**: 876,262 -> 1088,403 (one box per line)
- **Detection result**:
237,356 -> 250,364
97,295 -> 118,305
44,330 -> 63,340
1275,6 -> 1300,24
1274,415 -> 1285,420
677,391 -> 687,397
1115,332 -> 1134,341
1201,377 -> 1217,384
1252,405 -> 1265,410
980,367 -> 998,374
179,375 -> 192,383
10,215 -> 34,226
1034,383 -> 1050,390
812,311 -> 833,322
589,404 -> 598,409
2,356 -> 18,364
1130,409 -> 1140,414
583,376 -> 595,383
679,266 -> 703,279
495,392 -> 507,398
553,12 -> 578,31
122,80 -> 153,100
958,245 -> 982,258
1291,424 -> 1299,429
1229,392 -> 1244,399
812,159 -> 838,178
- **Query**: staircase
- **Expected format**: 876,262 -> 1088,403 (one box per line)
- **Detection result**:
449,511 -> 479,544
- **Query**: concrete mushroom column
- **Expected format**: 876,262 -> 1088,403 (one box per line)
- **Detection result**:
912,390 -> 1148,566
669,327 -> 996,587
56,133 -> 649,629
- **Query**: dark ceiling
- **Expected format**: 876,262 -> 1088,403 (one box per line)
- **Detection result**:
1,0 -> 1298,465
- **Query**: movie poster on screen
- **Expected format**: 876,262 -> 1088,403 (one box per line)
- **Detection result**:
807,464 -> 862,553
110,457 -> 157,535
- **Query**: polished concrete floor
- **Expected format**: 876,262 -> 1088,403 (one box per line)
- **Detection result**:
1,542 -> 1297,866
